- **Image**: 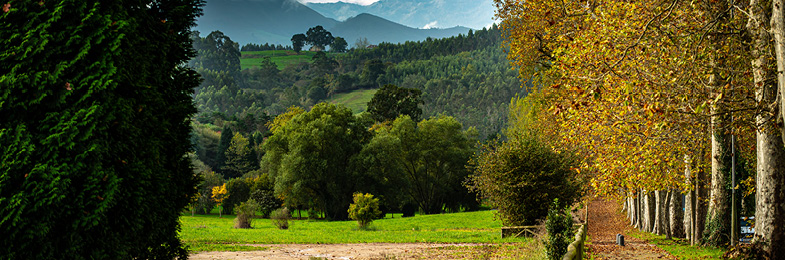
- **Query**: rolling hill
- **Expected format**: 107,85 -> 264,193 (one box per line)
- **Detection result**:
195,0 -> 471,46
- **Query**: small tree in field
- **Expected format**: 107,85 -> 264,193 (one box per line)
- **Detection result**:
212,184 -> 228,218
271,208 -> 290,230
234,199 -> 260,229
348,193 -> 382,229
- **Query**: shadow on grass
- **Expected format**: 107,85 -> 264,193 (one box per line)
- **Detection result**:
628,230 -> 726,260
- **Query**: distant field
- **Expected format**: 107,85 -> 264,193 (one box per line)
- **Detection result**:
328,89 -> 377,114
240,50 -> 341,70
180,210 -> 526,251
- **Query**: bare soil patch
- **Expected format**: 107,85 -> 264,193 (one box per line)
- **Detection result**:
189,243 -> 492,260
587,199 -> 674,260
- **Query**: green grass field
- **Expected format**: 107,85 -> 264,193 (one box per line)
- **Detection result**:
629,230 -> 726,259
240,50 -> 342,70
180,210 -> 527,251
327,89 -> 377,114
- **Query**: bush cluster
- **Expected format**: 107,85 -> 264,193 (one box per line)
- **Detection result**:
271,208 -> 290,230
545,200 -> 574,260
348,193 -> 382,229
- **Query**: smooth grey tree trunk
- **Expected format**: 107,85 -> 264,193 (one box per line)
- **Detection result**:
748,0 -> 785,257
691,152 -> 708,245
684,155 -> 693,241
654,190 -> 668,235
646,191 -> 656,233
706,101 -> 732,245
627,195 -> 638,226
637,191 -> 644,230
773,0 -> 785,145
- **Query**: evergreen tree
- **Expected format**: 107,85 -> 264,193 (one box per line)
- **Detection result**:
0,1 -> 203,258
222,133 -> 258,178
215,125 -> 234,173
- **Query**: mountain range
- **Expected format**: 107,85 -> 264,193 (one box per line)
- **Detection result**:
304,0 -> 496,30
194,0 -> 472,46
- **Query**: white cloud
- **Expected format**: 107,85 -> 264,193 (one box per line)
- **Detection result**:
422,21 -> 439,29
298,0 -> 380,6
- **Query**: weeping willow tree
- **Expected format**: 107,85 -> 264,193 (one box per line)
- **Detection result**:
0,1 -> 203,258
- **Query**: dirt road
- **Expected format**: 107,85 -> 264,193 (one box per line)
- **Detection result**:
587,199 -> 674,260
189,243 -> 490,260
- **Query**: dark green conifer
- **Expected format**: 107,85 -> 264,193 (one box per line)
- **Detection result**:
0,1 -> 203,258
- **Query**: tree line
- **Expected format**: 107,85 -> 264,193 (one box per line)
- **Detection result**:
241,42 -> 293,52
494,0 -> 785,257
190,101 -> 479,220
188,25 -> 526,141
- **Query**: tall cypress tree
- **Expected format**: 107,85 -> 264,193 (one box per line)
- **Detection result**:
0,1 -> 203,259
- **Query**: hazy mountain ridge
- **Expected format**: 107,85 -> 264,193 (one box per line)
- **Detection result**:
304,0 -> 496,30
195,0 -> 472,46
331,13 -> 470,45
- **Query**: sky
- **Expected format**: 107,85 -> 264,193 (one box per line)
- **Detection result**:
298,0 -> 380,5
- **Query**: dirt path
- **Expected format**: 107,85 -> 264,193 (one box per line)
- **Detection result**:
587,199 -> 674,260
189,243 -> 491,260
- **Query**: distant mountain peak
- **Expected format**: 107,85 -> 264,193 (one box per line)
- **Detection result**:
306,0 -> 496,30
196,0 -> 470,46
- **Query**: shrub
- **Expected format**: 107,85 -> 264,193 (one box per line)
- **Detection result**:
401,202 -> 417,217
545,199 -> 573,260
348,193 -> 382,229
271,208 -> 290,230
468,131 -> 584,226
234,199 -> 260,229
223,178 -> 251,215
249,189 -> 281,218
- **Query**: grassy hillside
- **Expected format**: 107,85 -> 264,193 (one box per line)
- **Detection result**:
241,50 -> 342,70
327,89 -> 377,113
180,210 -> 526,251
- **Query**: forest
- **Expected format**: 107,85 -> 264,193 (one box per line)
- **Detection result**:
185,25 -> 528,221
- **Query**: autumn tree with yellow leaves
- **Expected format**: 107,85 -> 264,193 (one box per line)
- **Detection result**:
495,0 -> 784,256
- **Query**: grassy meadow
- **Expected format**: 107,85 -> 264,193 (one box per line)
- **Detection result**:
240,50 -> 341,70
629,229 -> 725,259
327,88 -> 377,113
180,210 -> 528,252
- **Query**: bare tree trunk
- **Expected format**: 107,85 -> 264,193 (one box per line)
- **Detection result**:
773,0 -> 785,145
631,195 -> 638,227
654,190 -> 667,235
626,196 -> 633,225
646,191 -> 656,233
692,151 -> 709,245
664,190 -> 673,239
670,189 -> 685,238
643,192 -> 650,232
749,1 -> 785,257
706,101 -> 732,245
637,190 -> 644,230
684,155 -> 693,241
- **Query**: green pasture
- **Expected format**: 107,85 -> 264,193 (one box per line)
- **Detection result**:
328,88 -> 377,113
240,50 -> 342,70
629,230 -> 725,259
180,210 -> 527,252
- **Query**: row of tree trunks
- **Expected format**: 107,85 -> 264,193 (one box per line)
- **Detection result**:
624,154 -> 709,245
621,1 -> 785,255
